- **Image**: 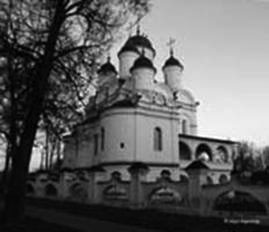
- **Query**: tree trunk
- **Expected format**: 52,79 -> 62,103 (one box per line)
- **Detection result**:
3,1 -> 65,226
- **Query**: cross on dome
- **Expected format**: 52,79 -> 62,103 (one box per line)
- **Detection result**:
167,37 -> 176,56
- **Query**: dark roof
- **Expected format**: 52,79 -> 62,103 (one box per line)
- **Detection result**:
163,55 -> 184,70
130,55 -> 156,73
179,133 -> 238,144
126,35 -> 154,50
185,160 -> 209,171
98,59 -> 117,74
118,34 -> 155,56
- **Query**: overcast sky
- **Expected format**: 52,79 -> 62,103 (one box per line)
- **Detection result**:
111,0 -> 269,147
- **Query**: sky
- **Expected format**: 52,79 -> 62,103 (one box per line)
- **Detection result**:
111,0 -> 269,147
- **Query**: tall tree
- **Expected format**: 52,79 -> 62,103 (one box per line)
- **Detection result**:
233,141 -> 255,173
0,0 -> 150,226
262,146 -> 269,167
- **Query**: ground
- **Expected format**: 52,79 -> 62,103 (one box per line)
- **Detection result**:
1,197 -> 269,232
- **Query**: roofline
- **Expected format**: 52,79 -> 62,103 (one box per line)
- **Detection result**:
179,133 -> 239,144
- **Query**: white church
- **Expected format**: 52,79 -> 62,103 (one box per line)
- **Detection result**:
62,30 -> 237,184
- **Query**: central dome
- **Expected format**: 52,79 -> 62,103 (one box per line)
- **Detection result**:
130,55 -> 156,73
125,35 -> 154,51
118,33 -> 156,57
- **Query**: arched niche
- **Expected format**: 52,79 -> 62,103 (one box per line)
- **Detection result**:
103,185 -> 127,200
195,143 -> 213,161
179,141 -> 192,160
149,187 -> 182,205
213,190 -> 267,215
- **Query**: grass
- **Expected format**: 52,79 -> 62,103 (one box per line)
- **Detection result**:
27,197 -> 269,232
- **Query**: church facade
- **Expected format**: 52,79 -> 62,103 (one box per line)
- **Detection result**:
62,31 -> 237,185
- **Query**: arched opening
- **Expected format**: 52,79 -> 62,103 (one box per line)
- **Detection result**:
26,184 -> 35,195
179,141 -> 192,160
69,183 -> 87,201
216,146 -> 229,163
219,174 -> 229,184
154,127 -> 162,151
195,144 -> 213,161
213,190 -> 267,215
45,184 -> 58,197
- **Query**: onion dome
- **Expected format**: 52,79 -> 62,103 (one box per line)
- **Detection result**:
163,50 -> 184,70
130,53 -> 156,73
118,27 -> 156,56
98,56 -> 117,74
125,35 -> 155,52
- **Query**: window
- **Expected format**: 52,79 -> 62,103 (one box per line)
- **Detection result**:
120,142 -> 125,149
182,119 -> 188,134
154,127 -> 162,151
94,134 -> 98,155
101,127 -> 105,151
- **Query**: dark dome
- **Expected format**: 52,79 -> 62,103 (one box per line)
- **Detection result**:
118,34 -> 156,56
163,56 -> 184,70
98,58 -> 117,74
126,35 -> 154,50
130,55 -> 156,73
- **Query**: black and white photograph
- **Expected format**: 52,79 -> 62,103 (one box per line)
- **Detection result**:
0,0 -> 269,231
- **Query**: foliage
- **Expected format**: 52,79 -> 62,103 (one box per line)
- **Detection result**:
233,141 -> 262,173
262,146 -> 269,167
0,0 -> 150,225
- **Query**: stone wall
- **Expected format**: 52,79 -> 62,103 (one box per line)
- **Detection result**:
27,167 -> 269,220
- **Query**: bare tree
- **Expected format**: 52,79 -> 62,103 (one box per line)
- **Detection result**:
0,0 -> 150,226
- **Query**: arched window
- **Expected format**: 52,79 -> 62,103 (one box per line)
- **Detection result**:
182,119 -> 188,134
101,127 -> 105,151
154,127 -> 162,151
94,134 -> 98,155
179,141 -> 192,160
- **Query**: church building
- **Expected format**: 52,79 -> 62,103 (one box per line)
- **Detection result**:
62,30 -> 237,184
